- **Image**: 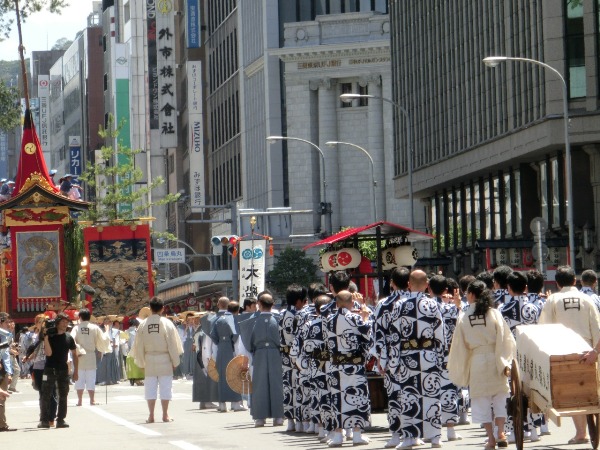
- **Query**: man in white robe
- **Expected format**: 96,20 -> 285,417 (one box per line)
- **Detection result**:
131,297 -> 183,423
70,308 -> 110,406
541,265 -> 600,444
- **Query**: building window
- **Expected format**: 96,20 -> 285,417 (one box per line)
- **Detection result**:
358,84 -> 369,106
124,1 -> 130,23
514,170 -> 522,235
504,173 -> 512,238
103,73 -> 108,91
551,157 -> 560,228
565,0 -> 585,97
340,82 -> 353,107
540,160 -> 549,224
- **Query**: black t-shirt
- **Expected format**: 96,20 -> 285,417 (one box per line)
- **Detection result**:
45,332 -> 76,370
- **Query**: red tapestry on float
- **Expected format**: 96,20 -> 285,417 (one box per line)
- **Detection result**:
11,224 -> 66,313
83,224 -> 154,315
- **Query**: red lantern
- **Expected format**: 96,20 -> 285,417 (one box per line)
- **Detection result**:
204,298 -> 212,310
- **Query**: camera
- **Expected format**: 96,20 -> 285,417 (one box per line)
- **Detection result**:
44,318 -> 58,337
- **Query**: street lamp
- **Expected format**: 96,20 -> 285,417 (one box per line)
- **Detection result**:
266,135 -> 332,235
325,140 -> 377,223
340,93 -> 414,229
483,56 -> 575,267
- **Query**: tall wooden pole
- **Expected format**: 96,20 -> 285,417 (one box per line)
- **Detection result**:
15,0 -> 30,110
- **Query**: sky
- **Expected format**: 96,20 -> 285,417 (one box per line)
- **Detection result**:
0,0 -> 95,62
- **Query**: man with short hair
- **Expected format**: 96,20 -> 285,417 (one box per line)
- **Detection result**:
372,266 -> 410,448
70,308 -> 110,406
580,269 -> 600,312
323,290 -> 373,447
493,265 -> 513,307
390,270 -> 445,449
131,297 -> 184,423
527,269 -> 547,311
246,291 -> 284,427
541,265 -> 600,444
428,274 -> 463,442
39,312 -> 78,429
280,284 -> 307,431
296,294 -> 332,440
500,271 -> 541,443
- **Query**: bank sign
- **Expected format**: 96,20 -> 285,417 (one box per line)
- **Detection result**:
187,61 -> 205,212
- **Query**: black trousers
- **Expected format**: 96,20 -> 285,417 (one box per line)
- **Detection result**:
40,367 -> 69,422
33,368 -> 57,421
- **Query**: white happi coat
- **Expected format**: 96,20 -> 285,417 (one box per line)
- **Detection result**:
131,314 -> 184,377
538,286 -> 600,347
71,321 -> 111,370
447,304 -> 515,398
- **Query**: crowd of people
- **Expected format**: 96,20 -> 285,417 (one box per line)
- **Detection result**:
1,264 -> 600,449
190,265 -> 600,449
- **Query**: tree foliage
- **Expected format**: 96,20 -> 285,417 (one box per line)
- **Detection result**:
267,247 -> 320,295
78,115 -> 180,225
0,0 -> 66,40
51,37 -> 71,50
0,78 -> 19,131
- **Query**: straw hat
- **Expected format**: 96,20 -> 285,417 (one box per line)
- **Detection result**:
226,355 -> 252,395
207,358 -> 219,382
138,307 -> 151,320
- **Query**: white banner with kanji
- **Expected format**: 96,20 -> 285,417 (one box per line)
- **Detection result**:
238,239 -> 266,301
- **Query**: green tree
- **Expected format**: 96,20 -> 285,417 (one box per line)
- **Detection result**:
78,116 -> 180,225
51,37 -> 72,50
267,247 -> 320,295
0,78 -> 19,131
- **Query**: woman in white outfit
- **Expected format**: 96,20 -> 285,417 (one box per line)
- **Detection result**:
447,280 -> 516,450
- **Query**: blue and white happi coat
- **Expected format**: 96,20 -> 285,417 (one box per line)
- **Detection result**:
390,292 -> 445,440
296,313 -> 328,425
292,304 -> 317,422
499,294 -> 540,337
323,307 -> 373,431
373,289 -> 409,433
499,294 -> 542,433
434,297 -> 462,425
279,306 -> 297,420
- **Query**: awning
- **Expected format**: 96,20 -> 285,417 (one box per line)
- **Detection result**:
303,220 -> 435,250
157,270 -> 232,302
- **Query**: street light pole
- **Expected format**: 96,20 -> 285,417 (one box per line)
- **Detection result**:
340,93 -> 414,229
266,136 -> 331,235
483,56 -> 575,268
326,140 -> 377,223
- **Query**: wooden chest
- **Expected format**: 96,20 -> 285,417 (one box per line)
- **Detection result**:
515,324 -> 599,410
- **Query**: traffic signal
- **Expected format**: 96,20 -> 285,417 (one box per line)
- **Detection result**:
211,235 -> 238,256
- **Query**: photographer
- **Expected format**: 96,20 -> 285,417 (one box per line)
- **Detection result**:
38,313 -> 78,429
0,312 -> 14,431
23,314 -> 58,427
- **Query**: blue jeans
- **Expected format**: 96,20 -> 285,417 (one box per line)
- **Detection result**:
40,367 -> 69,422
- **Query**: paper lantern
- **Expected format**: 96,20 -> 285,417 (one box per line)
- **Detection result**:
393,246 -> 418,267
320,248 -> 361,272
382,248 -> 397,270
